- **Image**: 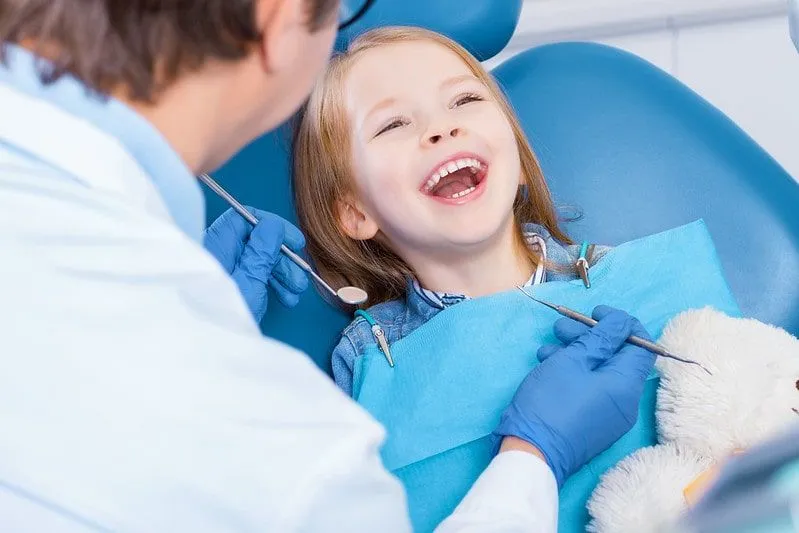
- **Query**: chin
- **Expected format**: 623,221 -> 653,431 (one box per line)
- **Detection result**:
444,203 -> 516,239
440,225 -> 509,250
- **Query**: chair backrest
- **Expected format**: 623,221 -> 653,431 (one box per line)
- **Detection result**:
206,5 -> 799,373
492,43 -> 799,335
205,0 -> 523,372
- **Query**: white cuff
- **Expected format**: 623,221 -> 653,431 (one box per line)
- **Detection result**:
436,450 -> 558,533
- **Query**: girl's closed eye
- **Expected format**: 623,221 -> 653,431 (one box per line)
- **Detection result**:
452,92 -> 484,107
375,116 -> 409,137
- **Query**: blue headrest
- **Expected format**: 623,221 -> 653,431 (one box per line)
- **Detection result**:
336,0 -> 523,61
492,43 -> 799,335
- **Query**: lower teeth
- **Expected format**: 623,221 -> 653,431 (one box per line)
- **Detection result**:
450,186 -> 476,199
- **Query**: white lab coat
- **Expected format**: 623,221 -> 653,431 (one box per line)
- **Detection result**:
0,78 -> 558,531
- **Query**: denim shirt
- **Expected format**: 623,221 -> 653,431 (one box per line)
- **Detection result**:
331,223 -> 611,395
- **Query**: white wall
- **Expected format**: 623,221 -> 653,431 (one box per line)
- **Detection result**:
488,0 -> 799,181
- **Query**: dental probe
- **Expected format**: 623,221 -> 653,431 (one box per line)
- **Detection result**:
517,288 -> 712,375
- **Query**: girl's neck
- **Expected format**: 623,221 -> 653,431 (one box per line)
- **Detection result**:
411,222 -> 534,298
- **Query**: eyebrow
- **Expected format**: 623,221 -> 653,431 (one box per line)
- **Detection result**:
364,97 -> 399,124
440,73 -> 480,90
363,74 -> 481,125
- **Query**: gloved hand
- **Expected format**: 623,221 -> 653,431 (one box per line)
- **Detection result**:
494,306 -> 656,487
204,207 -> 309,322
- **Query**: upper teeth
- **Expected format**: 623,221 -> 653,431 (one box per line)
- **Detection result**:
424,158 -> 483,191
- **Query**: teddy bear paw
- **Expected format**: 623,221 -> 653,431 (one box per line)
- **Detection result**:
588,443 -> 712,533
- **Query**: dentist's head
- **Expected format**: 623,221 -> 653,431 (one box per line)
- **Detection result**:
0,0 -> 342,173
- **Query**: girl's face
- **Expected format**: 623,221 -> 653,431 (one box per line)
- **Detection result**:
340,40 -> 523,262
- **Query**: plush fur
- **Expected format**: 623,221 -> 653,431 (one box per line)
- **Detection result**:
587,307 -> 799,533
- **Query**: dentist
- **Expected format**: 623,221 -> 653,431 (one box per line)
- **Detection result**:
0,1 -> 655,531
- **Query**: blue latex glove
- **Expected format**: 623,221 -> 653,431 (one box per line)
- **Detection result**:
204,207 -> 309,322
494,306 -> 656,487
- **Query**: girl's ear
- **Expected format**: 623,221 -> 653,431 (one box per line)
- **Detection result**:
337,196 -> 380,240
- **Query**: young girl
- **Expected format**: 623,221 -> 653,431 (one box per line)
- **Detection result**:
292,26 -> 607,395
290,26 -> 746,533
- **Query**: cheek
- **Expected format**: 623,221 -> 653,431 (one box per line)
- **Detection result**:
352,153 -> 410,217
498,135 -> 523,187
482,113 -> 522,175
363,136 -> 418,188
517,157 -> 525,186
499,129 -> 523,186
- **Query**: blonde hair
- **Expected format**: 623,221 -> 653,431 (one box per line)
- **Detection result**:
292,26 -> 573,307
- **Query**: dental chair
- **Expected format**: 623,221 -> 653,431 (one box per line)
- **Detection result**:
206,0 -> 799,373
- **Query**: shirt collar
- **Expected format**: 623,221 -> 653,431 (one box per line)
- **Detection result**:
0,44 -> 204,241
411,229 -> 548,311
411,273 -> 537,311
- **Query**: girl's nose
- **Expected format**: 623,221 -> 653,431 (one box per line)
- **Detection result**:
427,127 -> 462,145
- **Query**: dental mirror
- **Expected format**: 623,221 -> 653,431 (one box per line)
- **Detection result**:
198,173 -> 369,307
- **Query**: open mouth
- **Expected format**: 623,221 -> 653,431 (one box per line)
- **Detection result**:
420,155 -> 488,201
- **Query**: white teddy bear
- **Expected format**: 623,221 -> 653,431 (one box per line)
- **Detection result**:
587,307 -> 799,533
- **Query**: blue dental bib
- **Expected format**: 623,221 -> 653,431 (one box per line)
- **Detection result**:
353,221 -> 741,532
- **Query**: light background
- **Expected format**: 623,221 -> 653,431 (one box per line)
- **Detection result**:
487,0 -> 799,181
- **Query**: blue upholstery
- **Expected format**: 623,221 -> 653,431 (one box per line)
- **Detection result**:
336,0 -> 522,61
206,2 -> 799,373
492,43 -> 799,336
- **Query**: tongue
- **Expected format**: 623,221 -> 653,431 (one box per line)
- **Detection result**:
431,169 -> 475,198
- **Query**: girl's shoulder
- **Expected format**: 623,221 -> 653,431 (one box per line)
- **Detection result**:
339,297 -> 411,359
331,297 -> 413,395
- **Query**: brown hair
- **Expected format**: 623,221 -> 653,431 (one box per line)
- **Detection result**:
0,0 -> 338,103
293,26 -> 573,307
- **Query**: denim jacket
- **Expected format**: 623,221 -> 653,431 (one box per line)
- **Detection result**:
331,223 -> 611,395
